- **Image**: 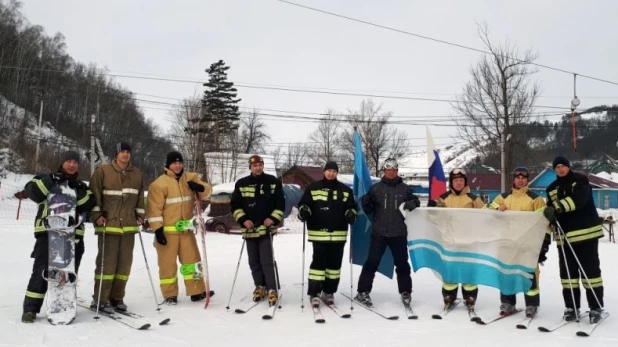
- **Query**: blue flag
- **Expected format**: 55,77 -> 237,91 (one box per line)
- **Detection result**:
351,131 -> 394,278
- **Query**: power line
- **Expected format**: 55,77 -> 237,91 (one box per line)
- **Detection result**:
277,0 -> 618,87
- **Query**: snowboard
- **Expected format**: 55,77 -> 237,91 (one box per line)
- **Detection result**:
44,182 -> 78,325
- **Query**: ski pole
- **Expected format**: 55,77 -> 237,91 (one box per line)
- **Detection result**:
349,223 -> 354,312
269,229 -> 281,307
554,222 -> 580,322
301,221 -> 306,311
94,220 -> 106,320
226,239 -> 246,310
137,224 -> 161,312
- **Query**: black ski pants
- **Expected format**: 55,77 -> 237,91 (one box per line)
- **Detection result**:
558,239 -> 604,310
307,242 -> 345,297
357,235 -> 412,294
246,235 -> 279,292
500,266 -> 540,307
23,234 -> 84,313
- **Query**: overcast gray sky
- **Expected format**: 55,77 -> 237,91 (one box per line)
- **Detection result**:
21,0 -> 618,152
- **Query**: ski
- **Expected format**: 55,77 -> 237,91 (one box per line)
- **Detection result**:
432,299 -> 462,319
323,302 -> 351,319
312,305 -> 325,323
515,315 -> 534,329
477,309 -> 523,325
468,308 -> 482,323
113,308 -> 171,326
576,312 -> 609,337
538,313 -> 589,333
340,293 -> 398,320
403,303 -> 418,320
262,293 -> 282,320
234,299 -> 264,314
77,302 -> 150,330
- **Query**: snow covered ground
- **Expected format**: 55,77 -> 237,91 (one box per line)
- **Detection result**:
1,174 -> 618,346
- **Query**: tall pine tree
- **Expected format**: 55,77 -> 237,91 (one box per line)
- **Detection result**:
200,60 -> 241,151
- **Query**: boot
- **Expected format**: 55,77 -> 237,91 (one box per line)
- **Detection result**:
321,292 -> 335,306
163,296 -> 178,305
354,292 -> 372,307
110,299 -> 128,311
563,308 -> 579,322
253,286 -> 266,302
401,292 -> 412,307
525,305 -> 538,318
21,312 -> 36,323
90,300 -> 113,313
589,308 -> 603,324
310,296 -> 321,308
499,302 -> 517,316
464,296 -> 476,311
443,295 -> 456,307
190,290 -> 216,302
267,289 -> 278,306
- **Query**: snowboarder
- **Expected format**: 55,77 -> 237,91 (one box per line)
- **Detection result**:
427,168 -> 484,311
89,142 -> 145,312
355,158 -> 420,307
298,161 -> 357,307
489,166 -> 551,318
147,151 -> 213,305
543,156 -> 604,323
21,150 -> 95,323
230,155 -> 285,306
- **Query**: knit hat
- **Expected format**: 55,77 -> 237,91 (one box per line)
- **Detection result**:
248,155 -> 264,168
449,168 -> 467,187
323,161 -> 339,172
165,151 -> 184,168
60,150 -> 80,165
552,156 -> 571,169
115,141 -> 132,154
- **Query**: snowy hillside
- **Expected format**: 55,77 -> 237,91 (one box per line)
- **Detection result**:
397,143 -> 479,178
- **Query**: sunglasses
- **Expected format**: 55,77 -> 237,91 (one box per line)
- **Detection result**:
383,162 -> 398,170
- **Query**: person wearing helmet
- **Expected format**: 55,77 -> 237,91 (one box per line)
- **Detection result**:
230,155 -> 285,306
428,168 -> 484,314
489,166 -> 550,318
355,158 -> 420,308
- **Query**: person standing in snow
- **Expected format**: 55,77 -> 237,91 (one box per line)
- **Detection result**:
147,151 -> 213,305
489,166 -> 551,318
230,155 -> 285,306
427,168 -> 484,312
89,142 -> 145,312
21,150 -> 95,323
355,158 -> 420,307
297,161 -> 357,307
543,156 -> 604,323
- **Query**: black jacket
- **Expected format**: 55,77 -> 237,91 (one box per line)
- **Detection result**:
546,170 -> 603,245
298,178 -> 357,243
230,173 -> 285,239
24,170 -> 95,238
361,176 -> 420,238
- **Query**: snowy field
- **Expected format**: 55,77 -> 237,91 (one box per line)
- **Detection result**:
1,179 -> 618,346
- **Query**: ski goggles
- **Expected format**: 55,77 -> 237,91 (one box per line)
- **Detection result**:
383,160 -> 399,170
512,166 -> 529,178
451,168 -> 466,176
249,156 -> 264,165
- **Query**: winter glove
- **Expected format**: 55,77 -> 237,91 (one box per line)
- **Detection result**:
345,209 -> 357,224
403,200 -> 419,212
50,172 -> 66,183
155,227 -> 167,245
360,194 -> 374,214
187,181 -> 205,193
427,200 -> 437,207
543,206 -> 561,223
298,205 -> 311,222
67,178 -> 87,190
538,249 -> 548,264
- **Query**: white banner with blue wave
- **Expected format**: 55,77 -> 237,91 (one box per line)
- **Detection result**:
402,207 -> 548,295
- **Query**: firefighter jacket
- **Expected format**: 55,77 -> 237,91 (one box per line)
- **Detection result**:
230,173 -> 285,239
435,186 -> 485,209
147,168 -> 212,233
546,170 -> 603,245
298,178 -> 357,243
24,171 -> 95,238
89,160 -> 145,235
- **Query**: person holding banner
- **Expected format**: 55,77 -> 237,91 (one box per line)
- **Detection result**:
428,168 -> 484,311
489,166 -> 551,318
355,158 -> 420,307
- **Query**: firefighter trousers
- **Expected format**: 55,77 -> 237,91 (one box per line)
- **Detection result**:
500,266 -> 541,307
154,232 -> 205,299
93,233 -> 135,304
307,242 -> 345,297
558,239 -> 604,310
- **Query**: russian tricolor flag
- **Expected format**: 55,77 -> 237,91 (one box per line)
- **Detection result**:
426,126 -> 447,200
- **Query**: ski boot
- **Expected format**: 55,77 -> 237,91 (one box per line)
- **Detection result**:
321,292 -> 335,306
443,295 -> 457,309
21,312 -> 36,323
354,292 -> 372,307
464,296 -> 476,311
311,296 -> 321,308
253,286 -> 266,302
163,296 -> 178,305
401,292 -> 412,307
110,299 -> 128,312
499,302 -> 517,316
525,305 -> 538,318
589,308 -> 603,324
563,308 -> 580,322
191,290 -> 216,302
267,289 -> 278,307
90,301 -> 113,313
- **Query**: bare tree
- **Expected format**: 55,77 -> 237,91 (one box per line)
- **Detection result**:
307,109 -> 341,166
342,99 -> 408,176
270,145 -> 284,171
284,142 -> 308,171
239,109 -> 271,154
452,23 -> 540,190
168,93 -> 204,172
